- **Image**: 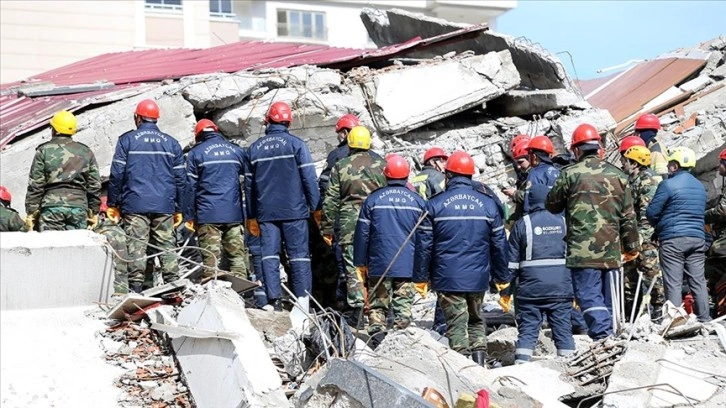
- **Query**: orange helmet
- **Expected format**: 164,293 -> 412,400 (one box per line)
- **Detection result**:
634,113 -> 660,131
0,186 -> 11,203
99,196 -> 108,212
194,119 -> 218,138
265,101 -> 293,124
618,135 -> 645,153
510,134 -> 530,153
720,148 -> 726,161
384,155 -> 410,179
423,147 -> 448,163
528,135 -> 554,155
571,124 -> 601,149
513,140 -> 530,159
335,114 -> 359,132
135,99 -> 160,119
445,151 -> 475,176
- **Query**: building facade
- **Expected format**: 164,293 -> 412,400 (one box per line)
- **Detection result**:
0,0 -> 515,84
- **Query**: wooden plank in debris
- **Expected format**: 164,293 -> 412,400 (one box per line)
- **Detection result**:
141,279 -> 191,297
107,294 -> 163,320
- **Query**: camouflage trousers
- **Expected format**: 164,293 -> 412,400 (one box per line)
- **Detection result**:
705,255 -> 726,317
123,213 -> 178,285
438,291 -> 486,353
624,243 -> 665,312
94,221 -> 129,294
367,278 -> 416,335
197,223 -> 249,280
39,206 -> 86,231
341,244 -> 366,309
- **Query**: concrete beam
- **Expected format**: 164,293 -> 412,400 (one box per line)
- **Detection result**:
0,230 -> 114,310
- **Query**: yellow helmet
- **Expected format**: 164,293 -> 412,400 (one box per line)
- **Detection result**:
623,145 -> 651,167
668,146 -> 696,168
49,110 -> 77,135
347,126 -> 371,150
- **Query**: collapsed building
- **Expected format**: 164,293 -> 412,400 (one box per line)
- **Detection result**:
1,8 -> 726,408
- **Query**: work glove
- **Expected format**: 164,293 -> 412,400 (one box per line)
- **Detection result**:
499,295 -> 512,313
622,250 -> 639,264
355,266 -> 368,283
494,282 -> 510,293
86,209 -> 98,229
414,282 -> 429,298
25,210 -> 39,231
313,210 -> 323,228
185,220 -> 196,232
246,219 -> 260,237
106,207 -> 121,224
173,212 -> 183,228
322,234 -> 334,247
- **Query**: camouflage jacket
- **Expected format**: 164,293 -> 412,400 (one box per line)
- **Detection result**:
322,150 -> 386,243
705,182 -> 726,257
26,136 -> 102,214
629,167 -> 662,244
0,205 -> 28,232
546,155 -> 639,269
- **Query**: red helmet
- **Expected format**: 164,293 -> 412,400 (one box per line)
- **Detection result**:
423,147 -> 448,163
194,119 -> 218,137
528,135 -> 554,155
265,101 -> 293,124
720,148 -> 726,161
618,135 -> 646,153
513,140 -> 530,159
135,99 -> 160,119
445,151 -> 475,176
0,186 -> 11,203
99,196 -> 108,212
571,124 -> 601,149
335,114 -> 359,132
510,134 -> 530,153
634,113 -> 660,131
384,155 -> 410,179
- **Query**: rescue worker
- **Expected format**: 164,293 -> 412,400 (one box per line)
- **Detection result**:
108,99 -> 189,292
186,119 -> 249,279
705,148 -> 726,317
508,184 -> 575,364
414,151 -> 509,365
646,147 -> 711,322
501,139 -> 531,222
546,124 -> 639,340
93,196 -> 129,294
318,114 -> 360,195
412,147 -> 448,199
504,135 -> 559,215
634,113 -> 669,177
322,126 -> 386,325
25,110 -> 101,231
619,144 -> 665,318
246,101 -> 319,312
0,186 -> 27,232
354,155 -> 426,346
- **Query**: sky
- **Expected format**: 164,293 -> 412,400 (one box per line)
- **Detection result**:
497,1 -> 726,81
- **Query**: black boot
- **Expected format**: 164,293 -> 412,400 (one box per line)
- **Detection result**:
369,332 -> 387,349
343,308 -> 363,329
129,282 -> 144,294
271,299 -> 283,312
471,349 -> 487,367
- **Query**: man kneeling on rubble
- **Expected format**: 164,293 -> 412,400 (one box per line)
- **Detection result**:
507,185 -> 575,364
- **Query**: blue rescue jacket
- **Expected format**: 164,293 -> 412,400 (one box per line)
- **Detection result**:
353,179 -> 427,278
524,161 -> 560,213
646,170 -> 706,241
185,132 -> 245,224
108,122 -> 189,214
413,176 -> 509,292
319,141 -> 348,198
508,185 -> 572,302
246,124 -> 320,222
472,180 -> 508,220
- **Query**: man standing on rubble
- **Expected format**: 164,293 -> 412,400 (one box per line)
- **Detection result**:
0,186 -> 27,232
705,148 -> 726,317
634,113 -> 669,177
108,99 -> 189,293
246,101 -> 319,312
322,125 -> 386,326
546,124 -> 639,340
354,155 -> 426,346
25,110 -> 102,231
414,151 -> 509,366
501,136 -> 531,222
619,143 -> 665,319
93,196 -> 129,294
412,147 -> 448,199
186,119 -> 249,280
319,114 -> 360,196
646,147 -> 711,323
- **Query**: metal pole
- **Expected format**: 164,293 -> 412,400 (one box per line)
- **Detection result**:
629,271 -> 643,325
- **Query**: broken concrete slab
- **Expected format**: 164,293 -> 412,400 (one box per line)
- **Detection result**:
200,272 -> 258,294
141,278 -> 191,297
0,230 -> 114,310
181,73 -> 260,112
173,285 -> 288,407
360,8 -> 572,92
246,308 -> 293,340
358,51 -> 520,135
550,107 -> 618,146
106,293 -> 163,320
486,327 -> 517,366
489,89 -> 585,117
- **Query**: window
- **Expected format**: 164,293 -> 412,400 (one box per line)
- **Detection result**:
277,9 -> 326,41
145,0 -> 182,11
209,0 -> 232,15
